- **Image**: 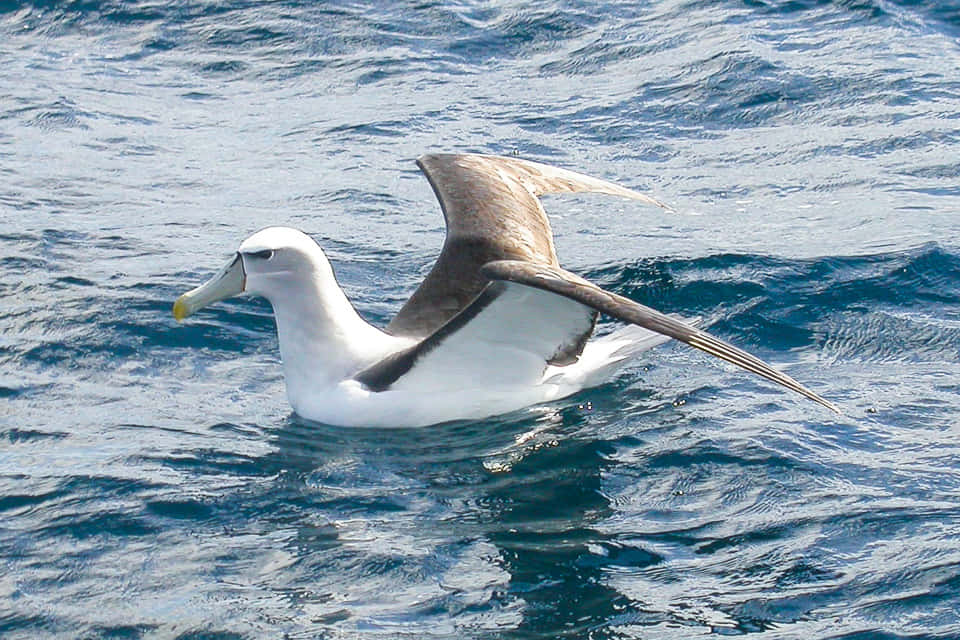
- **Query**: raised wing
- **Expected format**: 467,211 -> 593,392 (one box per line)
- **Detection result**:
481,260 -> 841,414
385,153 -> 670,339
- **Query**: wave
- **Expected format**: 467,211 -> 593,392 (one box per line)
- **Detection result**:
593,243 -> 960,361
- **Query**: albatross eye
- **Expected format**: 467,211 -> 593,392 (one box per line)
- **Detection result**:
248,249 -> 274,260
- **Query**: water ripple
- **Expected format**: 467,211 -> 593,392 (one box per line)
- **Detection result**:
3,0 -> 960,637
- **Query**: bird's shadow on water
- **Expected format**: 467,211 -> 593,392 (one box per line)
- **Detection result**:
266,411 -> 529,472
249,403 -> 650,636
259,394 -> 634,484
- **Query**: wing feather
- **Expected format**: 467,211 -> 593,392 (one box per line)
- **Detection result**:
385,153 -> 669,339
357,280 -> 596,393
481,260 -> 841,414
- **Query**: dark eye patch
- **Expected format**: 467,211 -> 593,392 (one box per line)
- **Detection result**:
248,249 -> 274,260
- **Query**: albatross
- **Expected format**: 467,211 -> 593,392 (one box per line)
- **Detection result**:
173,153 -> 839,427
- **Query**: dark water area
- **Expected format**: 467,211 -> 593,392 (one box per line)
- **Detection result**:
2,0 -> 960,638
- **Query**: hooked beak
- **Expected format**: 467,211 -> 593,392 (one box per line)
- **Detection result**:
173,253 -> 246,322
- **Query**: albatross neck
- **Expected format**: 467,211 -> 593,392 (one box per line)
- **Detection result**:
266,272 -> 402,389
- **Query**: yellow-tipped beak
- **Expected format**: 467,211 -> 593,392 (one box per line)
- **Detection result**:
172,253 -> 246,322
172,296 -> 190,322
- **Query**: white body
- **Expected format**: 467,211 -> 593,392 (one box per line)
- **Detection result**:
287,324 -> 668,428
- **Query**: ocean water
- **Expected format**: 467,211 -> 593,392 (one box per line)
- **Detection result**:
3,0 -> 960,637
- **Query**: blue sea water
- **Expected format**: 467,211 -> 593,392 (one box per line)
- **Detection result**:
3,0 -> 960,637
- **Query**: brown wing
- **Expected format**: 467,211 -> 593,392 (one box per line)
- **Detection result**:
386,153 -> 670,339
480,260 -> 842,414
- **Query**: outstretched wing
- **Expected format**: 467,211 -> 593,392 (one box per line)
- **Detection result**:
385,153 -> 670,339
480,260 -> 841,414
357,259 -> 838,414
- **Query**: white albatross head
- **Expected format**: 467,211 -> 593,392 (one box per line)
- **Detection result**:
172,227 -> 336,321
172,226 -> 408,421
